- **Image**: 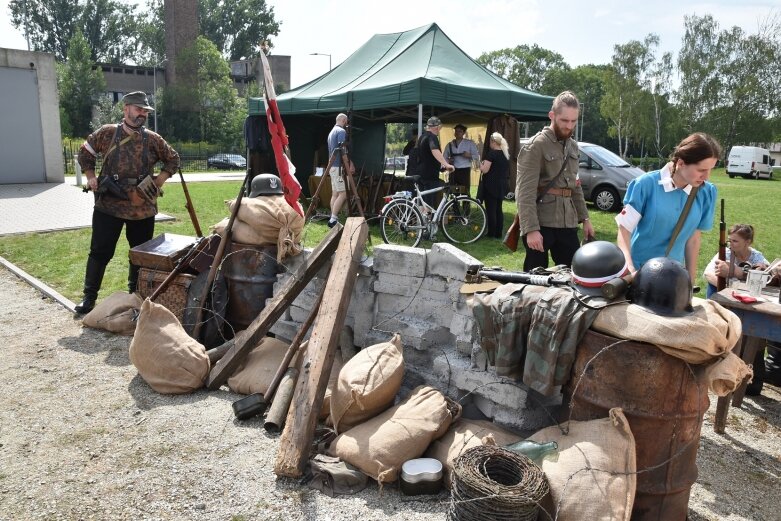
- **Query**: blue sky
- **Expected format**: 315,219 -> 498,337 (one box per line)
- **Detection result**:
2,0 -> 777,88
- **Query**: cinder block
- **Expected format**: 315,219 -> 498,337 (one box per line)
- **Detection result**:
472,394 -> 559,434
372,313 -> 454,350
376,272 -> 448,294
373,244 -> 427,277
268,318 -> 301,344
426,243 -> 482,281
449,312 -> 476,342
471,343 -> 488,370
376,293 -> 453,328
432,351 -> 527,410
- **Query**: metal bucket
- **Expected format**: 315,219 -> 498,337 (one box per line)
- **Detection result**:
221,241 -> 278,334
563,330 -> 709,521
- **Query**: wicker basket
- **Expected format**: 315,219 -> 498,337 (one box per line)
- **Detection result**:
137,268 -> 196,323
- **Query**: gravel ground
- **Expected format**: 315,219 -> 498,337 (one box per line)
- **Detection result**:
0,265 -> 779,521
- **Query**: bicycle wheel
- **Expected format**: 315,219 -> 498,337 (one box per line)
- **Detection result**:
381,199 -> 425,247
441,196 -> 486,244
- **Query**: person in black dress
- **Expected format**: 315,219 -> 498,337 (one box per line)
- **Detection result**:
479,132 -> 510,238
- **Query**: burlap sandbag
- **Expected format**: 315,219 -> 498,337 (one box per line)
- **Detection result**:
328,385 -> 461,483
129,299 -> 210,394
706,352 -> 754,396
226,196 -> 304,261
211,217 -> 268,248
320,350 -> 344,421
425,419 -> 523,486
227,336 -> 296,395
528,408 -> 636,521
330,333 -> 405,433
82,291 -> 142,336
591,297 -> 742,364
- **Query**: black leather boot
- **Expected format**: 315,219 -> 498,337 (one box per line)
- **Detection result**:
128,263 -> 141,294
765,342 -> 781,387
74,258 -> 106,315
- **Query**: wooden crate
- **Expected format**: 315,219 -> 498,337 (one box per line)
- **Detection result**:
129,233 -> 199,271
137,268 -> 196,323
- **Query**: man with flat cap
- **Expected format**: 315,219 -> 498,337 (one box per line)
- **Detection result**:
443,123 -> 479,195
74,91 -> 180,314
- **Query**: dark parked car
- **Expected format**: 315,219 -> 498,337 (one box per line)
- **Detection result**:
207,153 -> 247,170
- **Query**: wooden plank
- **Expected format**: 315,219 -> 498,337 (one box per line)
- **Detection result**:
274,217 -> 369,478
205,224 -> 344,390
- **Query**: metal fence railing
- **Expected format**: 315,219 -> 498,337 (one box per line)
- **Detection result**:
63,143 -> 245,175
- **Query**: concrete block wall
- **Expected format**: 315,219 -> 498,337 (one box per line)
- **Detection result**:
269,242 -> 559,433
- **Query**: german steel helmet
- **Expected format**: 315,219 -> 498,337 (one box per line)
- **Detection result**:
249,173 -> 284,197
570,241 -> 628,296
629,257 -> 694,317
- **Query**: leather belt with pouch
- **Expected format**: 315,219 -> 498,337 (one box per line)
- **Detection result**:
117,174 -> 148,186
538,187 -> 572,197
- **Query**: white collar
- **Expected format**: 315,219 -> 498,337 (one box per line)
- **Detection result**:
658,163 -> 692,194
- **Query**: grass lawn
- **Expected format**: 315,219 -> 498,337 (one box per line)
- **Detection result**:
1,168 -> 778,302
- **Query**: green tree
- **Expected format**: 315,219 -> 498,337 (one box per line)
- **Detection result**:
477,44 -> 570,94
199,0 -> 281,61
600,35 -> 659,157
135,0 -> 165,66
159,36 -> 244,148
547,64 -> 611,148
90,96 -> 123,131
9,0 -> 140,63
677,13 -> 781,157
58,30 -> 107,137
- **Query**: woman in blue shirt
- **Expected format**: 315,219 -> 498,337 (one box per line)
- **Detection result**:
615,133 -> 721,283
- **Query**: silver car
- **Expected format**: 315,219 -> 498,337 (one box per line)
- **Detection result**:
577,142 -> 644,212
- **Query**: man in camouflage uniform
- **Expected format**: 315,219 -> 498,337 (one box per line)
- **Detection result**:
516,91 -> 595,271
74,91 -> 180,314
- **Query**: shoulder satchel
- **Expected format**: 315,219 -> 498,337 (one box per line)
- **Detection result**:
665,185 -> 700,256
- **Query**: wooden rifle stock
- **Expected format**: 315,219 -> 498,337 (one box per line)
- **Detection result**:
178,168 -> 202,237
503,214 -> 521,252
717,198 -> 727,291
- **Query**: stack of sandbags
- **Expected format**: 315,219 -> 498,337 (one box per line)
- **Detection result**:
129,299 -> 210,394
82,291 -> 143,336
330,333 -> 404,434
527,408 -> 637,521
212,195 -> 304,261
328,385 -> 461,484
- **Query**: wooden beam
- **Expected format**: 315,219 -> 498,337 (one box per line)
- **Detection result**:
274,217 -> 369,478
205,224 -> 344,390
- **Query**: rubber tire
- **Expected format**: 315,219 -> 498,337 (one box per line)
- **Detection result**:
440,196 -> 486,244
380,199 -> 424,248
593,186 -> 620,212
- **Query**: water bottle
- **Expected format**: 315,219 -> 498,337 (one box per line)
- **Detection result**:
504,440 -> 559,465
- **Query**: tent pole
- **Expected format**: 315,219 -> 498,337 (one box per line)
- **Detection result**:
417,104 -> 423,136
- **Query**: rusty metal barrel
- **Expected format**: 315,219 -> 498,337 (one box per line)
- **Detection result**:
563,330 -> 709,521
221,241 -> 278,333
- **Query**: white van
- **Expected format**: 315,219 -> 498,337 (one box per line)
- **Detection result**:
726,146 -> 773,179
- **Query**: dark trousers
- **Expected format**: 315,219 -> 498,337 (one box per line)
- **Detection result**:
522,226 -> 580,271
450,167 -> 471,194
484,196 -> 504,238
88,210 -> 155,267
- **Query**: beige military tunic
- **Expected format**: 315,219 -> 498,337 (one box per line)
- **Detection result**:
515,126 -> 589,236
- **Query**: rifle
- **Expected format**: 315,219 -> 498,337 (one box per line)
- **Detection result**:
178,168 -> 202,237
717,199 -> 727,291
503,214 -> 521,252
477,268 -> 570,288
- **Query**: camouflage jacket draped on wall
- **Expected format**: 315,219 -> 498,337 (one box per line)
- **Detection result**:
472,283 -> 600,396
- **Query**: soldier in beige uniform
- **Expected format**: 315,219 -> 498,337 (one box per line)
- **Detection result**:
516,91 -> 594,271
74,91 -> 180,314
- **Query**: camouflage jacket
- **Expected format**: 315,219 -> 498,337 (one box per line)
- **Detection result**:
78,123 -> 180,220
515,126 -> 589,236
472,283 -> 600,396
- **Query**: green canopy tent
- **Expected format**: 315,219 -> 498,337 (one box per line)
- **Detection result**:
249,23 -> 554,194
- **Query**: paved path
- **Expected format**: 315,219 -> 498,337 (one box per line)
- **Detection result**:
0,172 -> 243,237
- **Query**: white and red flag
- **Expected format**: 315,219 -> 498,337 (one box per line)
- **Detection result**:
259,50 -> 303,216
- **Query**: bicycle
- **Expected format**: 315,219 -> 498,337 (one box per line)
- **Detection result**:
379,175 -> 487,248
